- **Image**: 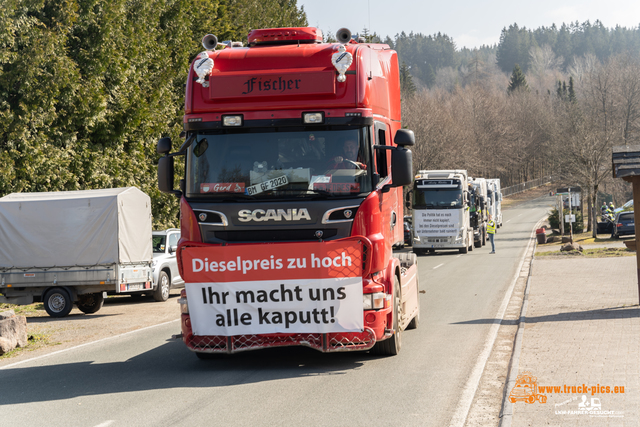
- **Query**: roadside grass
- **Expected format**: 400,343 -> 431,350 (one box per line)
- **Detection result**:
539,230 -> 634,246
536,247 -> 635,258
0,302 -> 47,317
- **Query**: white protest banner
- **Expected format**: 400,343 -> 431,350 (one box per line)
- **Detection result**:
180,240 -> 364,336
414,209 -> 460,237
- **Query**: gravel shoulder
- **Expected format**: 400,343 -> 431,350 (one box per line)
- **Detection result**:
0,290 -> 182,367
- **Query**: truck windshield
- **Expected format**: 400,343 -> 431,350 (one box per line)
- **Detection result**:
185,127 -> 372,198
413,188 -> 464,209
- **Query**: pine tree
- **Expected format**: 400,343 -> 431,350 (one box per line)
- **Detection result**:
507,64 -> 529,93
568,76 -> 577,103
399,62 -> 416,97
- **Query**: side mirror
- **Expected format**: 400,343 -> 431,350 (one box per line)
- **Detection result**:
158,137 -> 172,155
169,245 -> 177,254
389,147 -> 413,188
158,156 -> 181,195
394,129 -> 415,147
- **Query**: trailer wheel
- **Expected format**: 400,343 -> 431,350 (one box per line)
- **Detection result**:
371,277 -> 402,356
153,271 -> 170,302
43,287 -> 73,318
77,293 -> 104,314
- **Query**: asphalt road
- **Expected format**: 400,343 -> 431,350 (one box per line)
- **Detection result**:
0,196 -> 553,427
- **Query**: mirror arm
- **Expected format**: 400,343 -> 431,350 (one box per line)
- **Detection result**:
178,134 -> 196,154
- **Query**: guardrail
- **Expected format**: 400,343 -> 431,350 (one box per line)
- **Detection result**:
502,176 -> 555,198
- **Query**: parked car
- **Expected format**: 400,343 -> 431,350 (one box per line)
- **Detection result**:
613,199 -> 633,215
152,228 -> 185,301
612,211 -> 635,239
404,216 -> 413,246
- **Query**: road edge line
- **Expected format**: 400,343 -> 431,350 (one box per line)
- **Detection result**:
448,215 -> 545,427
498,217 -> 546,426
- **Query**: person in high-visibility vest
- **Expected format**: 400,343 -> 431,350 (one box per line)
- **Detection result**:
487,214 -> 496,254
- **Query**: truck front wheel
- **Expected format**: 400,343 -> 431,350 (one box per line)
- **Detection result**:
43,287 -> 73,318
77,293 -> 104,314
371,277 -> 402,356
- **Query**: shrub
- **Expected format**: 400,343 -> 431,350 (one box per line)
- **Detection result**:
548,208 -> 584,233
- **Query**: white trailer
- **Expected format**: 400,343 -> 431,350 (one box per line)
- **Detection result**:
487,179 -> 503,227
469,177 -> 489,247
411,170 -> 474,254
0,187 -> 154,317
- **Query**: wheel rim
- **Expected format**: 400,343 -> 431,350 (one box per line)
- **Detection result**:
48,293 -> 66,313
161,275 -> 170,299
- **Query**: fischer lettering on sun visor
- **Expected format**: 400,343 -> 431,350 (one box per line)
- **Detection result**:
238,208 -> 311,222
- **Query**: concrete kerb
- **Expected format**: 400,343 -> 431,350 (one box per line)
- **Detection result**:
498,216 -> 547,427
452,212 -> 548,427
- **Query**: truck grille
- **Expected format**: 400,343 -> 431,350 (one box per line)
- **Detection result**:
212,229 -> 338,243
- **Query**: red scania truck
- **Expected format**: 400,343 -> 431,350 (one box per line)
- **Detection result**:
157,27 -> 419,357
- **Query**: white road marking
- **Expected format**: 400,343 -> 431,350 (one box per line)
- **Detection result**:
433,263 -> 444,269
93,422 -> 116,427
448,215 -> 543,427
0,319 -> 180,370
506,219 -> 511,223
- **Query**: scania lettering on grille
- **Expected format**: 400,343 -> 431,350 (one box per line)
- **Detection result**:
238,208 -> 311,222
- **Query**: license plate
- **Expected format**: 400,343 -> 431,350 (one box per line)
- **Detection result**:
127,283 -> 143,291
246,175 -> 289,196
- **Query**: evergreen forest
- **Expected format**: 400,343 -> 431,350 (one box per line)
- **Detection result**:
1,0 -> 638,231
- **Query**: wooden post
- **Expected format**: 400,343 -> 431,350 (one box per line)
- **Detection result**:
611,145 -> 640,305
631,176 -> 640,304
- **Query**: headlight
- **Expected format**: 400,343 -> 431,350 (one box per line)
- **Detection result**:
363,292 -> 385,310
178,297 -> 189,314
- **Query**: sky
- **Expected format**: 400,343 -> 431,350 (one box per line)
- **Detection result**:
297,0 -> 640,49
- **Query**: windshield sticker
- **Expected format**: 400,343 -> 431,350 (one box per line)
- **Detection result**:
201,183 -> 245,193
246,175 -> 289,196
309,175 -> 331,189
313,183 -> 360,193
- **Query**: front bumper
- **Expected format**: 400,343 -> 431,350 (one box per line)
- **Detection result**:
180,292 -> 392,354
413,235 -> 466,249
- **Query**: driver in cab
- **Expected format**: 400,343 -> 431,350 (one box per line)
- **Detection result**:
329,139 -> 366,170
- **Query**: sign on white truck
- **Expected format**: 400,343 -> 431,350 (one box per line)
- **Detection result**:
0,187 -> 154,317
411,170 -> 474,254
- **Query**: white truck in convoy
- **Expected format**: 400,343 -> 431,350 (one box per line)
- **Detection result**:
0,187 -> 155,317
411,170 -> 474,254
487,178 -> 503,227
469,177 -> 489,247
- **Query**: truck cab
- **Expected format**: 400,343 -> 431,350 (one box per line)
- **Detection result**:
157,27 -> 419,357
411,170 -> 474,254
